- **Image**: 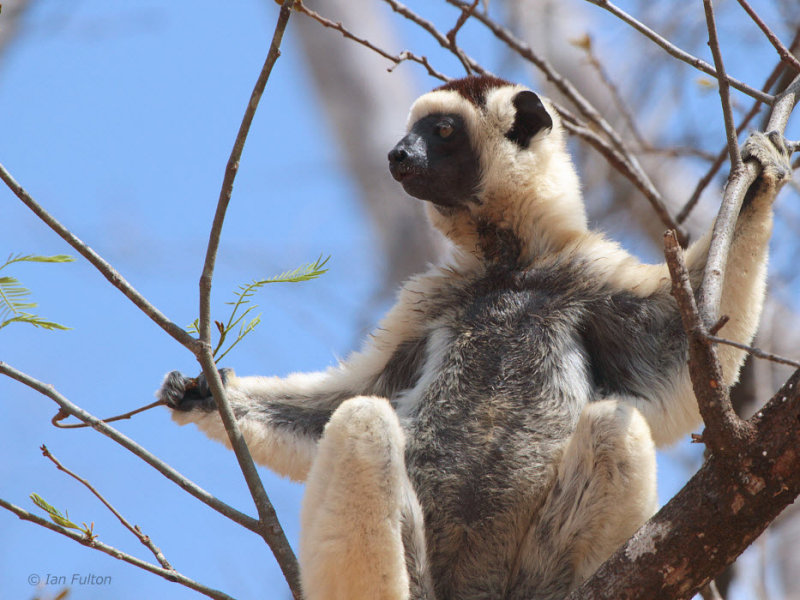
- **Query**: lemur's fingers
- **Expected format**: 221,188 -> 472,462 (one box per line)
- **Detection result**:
157,368 -> 234,412
742,130 -> 794,187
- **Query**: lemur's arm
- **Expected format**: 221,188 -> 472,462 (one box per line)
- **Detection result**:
583,132 -> 793,446
158,279 -> 433,480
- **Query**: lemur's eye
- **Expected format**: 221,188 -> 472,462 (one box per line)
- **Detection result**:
437,123 -> 454,138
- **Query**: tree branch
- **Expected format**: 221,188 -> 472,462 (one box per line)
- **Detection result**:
294,2 -> 449,81
699,74 -> 800,326
735,0 -> 800,75
40,444 -> 172,570
702,0 -> 743,172
382,0 -> 487,75
582,0 -> 773,104
0,361 -> 260,533
0,163 -> 199,352
706,334 -> 800,370
570,367 -> 800,599
196,2 -> 302,596
663,231 -> 750,454
444,0 -> 479,75
0,497 -> 236,600
677,29 -> 799,224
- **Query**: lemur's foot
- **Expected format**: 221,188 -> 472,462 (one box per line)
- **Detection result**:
742,130 -> 794,188
157,368 -> 233,412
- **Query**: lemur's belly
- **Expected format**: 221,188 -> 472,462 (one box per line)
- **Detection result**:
400,292 -> 591,597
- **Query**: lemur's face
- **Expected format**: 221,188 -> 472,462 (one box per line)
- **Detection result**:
388,112 -> 481,208
388,82 -> 554,210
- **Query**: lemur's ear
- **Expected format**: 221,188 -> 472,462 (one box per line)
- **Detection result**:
505,91 -> 553,148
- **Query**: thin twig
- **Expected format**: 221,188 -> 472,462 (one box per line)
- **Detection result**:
295,2 -> 449,81
560,117 -> 689,245
677,103 -> 762,224
664,230 -> 749,454
0,361 -> 260,533
583,0 -> 773,105
0,163 -> 199,353
703,0 -> 743,172
197,2 -> 301,596
383,0 -> 487,75
0,497 -> 235,600
706,335 -> 800,369
735,0 -> 800,75
40,444 -> 172,569
445,0 -> 480,75
698,74 -> 800,326
573,34 -> 647,148
51,399 -> 166,429
390,51 -> 449,81
677,30 -> 797,224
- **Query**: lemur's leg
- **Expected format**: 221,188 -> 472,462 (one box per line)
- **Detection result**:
507,399 -> 657,600
299,396 -> 434,600
158,369 -> 341,481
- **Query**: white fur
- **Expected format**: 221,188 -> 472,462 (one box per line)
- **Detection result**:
164,79 -> 787,599
300,397 -> 412,600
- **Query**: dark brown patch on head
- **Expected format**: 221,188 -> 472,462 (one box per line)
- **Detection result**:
435,75 -> 513,108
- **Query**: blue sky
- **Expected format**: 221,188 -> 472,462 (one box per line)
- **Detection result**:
1,1 -> 796,599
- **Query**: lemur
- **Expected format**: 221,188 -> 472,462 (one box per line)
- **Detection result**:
159,76 -> 793,600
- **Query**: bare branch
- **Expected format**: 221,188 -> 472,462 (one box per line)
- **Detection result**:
40,444 -> 172,570
676,29 -> 797,223
445,0 -> 480,75
735,0 -> 800,75
0,163 -> 199,352
706,334 -> 800,370
582,0 -> 774,104
295,2 -> 449,81
559,115 -> 689,245
197,2 -> 302,596
51,399 -> 165,429
703,0 -> 743,172
0,361 -> 261,533
663,230 -> 748,454
382,0 -> 487,75
699,74 -> 800,326
196,349 -> 302,598
572,34 -> 647,148
570,367 -> 800,600
199,0 -> 294,345
0,497 -> 235,600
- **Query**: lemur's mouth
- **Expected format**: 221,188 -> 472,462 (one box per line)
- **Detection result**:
389,157 -> 423,183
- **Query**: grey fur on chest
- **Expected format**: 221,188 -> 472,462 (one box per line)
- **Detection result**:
390,265 -> 596,421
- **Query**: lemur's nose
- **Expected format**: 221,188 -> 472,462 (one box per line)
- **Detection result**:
388,146 -> 408,165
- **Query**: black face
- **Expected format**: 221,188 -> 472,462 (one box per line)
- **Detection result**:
387,113 -> 481,208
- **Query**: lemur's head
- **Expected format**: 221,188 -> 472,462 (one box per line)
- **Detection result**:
388,76 -> 586,263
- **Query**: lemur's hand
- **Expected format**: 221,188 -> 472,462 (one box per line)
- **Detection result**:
742,130 -> 794,192
157,368 -> 234,412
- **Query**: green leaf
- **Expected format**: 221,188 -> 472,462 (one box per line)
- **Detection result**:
0,254 -> 73,331
1,254 -> 75,269
30,493 -> 81,530
187,255 -> 329,362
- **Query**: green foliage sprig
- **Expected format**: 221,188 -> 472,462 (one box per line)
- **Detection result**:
30,493 -> 96,540
189,255 -> 329,363
0,254 -> 75,331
